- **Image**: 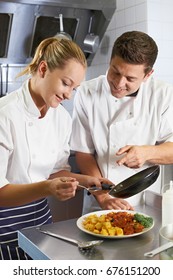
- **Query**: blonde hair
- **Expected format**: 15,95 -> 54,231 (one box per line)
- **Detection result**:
17,37 -> 87,77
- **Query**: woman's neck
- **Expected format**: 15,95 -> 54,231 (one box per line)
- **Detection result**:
29,78 -> 49,118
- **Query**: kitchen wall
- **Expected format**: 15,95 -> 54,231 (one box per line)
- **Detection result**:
87,0 -> 173,83
64,0 -> 173,115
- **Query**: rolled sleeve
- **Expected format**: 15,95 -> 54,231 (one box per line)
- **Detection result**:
0,178 -> 10,188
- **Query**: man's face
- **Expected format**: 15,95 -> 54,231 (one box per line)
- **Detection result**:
107,55 -> 153,98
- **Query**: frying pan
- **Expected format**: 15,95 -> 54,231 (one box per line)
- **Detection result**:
87,165 -> 160,198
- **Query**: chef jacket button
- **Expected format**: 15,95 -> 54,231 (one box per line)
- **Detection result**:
28,122 -> 33,126
32,154 -> 36,159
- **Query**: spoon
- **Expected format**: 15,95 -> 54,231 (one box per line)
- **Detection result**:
38,229 -> 103,249
78,184 -> 112,195
144,241 -> 173,257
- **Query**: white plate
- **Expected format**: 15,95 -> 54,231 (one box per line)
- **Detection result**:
76,209 -> 154,239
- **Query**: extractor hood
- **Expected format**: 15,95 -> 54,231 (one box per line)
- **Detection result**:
0,0 -> 116,66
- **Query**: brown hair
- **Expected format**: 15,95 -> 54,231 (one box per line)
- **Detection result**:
17,37 -> 87,77
111,31 -> 158,74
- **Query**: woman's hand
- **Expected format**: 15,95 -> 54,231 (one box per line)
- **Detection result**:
48,177 -> 79,201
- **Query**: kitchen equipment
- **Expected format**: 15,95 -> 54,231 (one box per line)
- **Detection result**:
144,223 -> 173,259
108,165 -> 160,198
83,16 -> 100,53
162,180 -> 173,226
0,1 -> 116,66
78,184 -> 111,195
38,229 -> 103,249
79,165 -> 160,198
144,241 -> 173,258
55,14 -> 72,40
159,223 -> 173,259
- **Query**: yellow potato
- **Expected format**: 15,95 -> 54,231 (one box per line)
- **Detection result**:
84,223 -> 95,231
115,227 -> 124,236
101,228 -> 108,236
98,215 -> 106,222
90,217 -> 98,224
95,222 -> 103,230
108,227 -> 116,236
93,229 -> 100,234
103,221 -> 112,229
82,212 -> 126,236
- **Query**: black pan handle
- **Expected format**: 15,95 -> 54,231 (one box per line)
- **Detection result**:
101,183 -> 115,190
87,183 -> 114,195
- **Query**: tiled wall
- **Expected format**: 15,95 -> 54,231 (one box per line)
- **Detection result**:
87,0 -> 173,84
62,0 -> 172,115
147,0 -> 173,83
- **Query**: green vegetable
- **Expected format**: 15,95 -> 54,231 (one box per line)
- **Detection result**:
134,213 -> 153,228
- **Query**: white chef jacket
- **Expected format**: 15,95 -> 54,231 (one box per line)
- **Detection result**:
0,79 -> 71,254
0,79 -> 71,188
70,74 -> 173,213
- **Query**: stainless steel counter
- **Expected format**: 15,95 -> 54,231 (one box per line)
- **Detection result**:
18,190 -> 162,260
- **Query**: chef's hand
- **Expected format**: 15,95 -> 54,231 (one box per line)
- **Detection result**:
116,145 -> 149,168
77,175 -> 108,189
97,194 -> 134,211
49,177 -> 79,201
88,177 -> 134,210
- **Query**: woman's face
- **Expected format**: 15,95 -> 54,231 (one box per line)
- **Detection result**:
33,59 -> 86,109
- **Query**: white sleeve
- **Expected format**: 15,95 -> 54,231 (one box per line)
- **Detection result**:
0,120 -> 12,187
51,114 -> 72,173
70,89 -> 95,154
157,88 -> 173,143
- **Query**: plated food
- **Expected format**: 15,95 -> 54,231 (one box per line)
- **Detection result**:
77,210 -> 154,239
